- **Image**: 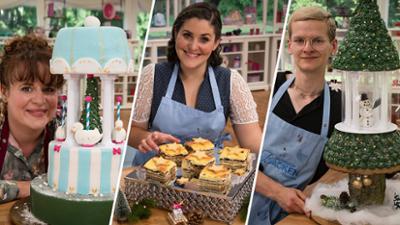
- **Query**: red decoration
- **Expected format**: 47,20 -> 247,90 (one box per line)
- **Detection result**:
54,145 -> 61,152
113,147 -> 121,155
103,3 -> 116,20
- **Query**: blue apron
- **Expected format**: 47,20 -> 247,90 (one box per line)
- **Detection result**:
132,63 -> 227,165
248,77 -> 330,225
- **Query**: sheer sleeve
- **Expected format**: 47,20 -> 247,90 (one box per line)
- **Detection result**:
229,69 -> 258,124
132,64 -> 155,123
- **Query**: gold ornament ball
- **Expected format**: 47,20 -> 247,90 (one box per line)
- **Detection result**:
352,180 -> 363,189
363,177 -> 372,186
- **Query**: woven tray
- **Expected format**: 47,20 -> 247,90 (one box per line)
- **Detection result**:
124,161 -> 255,224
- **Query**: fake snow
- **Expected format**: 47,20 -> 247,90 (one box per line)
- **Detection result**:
306,178 -> 400,225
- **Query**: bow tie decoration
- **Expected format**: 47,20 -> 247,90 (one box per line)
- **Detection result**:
113,147 -> 121,155
54,145 -> 61,152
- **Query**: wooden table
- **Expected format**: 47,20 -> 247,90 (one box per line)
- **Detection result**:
114,168 -> 245,225
0,200 -> 15,225
276,170 -> 347,225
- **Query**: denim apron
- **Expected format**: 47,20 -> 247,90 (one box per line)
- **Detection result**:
248,77 -> 330,225
132,63 -> 227,165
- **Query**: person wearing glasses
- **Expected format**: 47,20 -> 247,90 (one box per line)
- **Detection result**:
248,6 -> 341,225
129,2 -> 261,165
0,35 -> 64,203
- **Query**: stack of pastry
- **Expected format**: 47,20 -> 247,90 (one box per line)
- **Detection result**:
182,151 -> 215,178
144,157 -> 177,184
220,146 -> 250,176
185,137 -> 215,155
159,142 -> 188,167
198,165 -> 231,194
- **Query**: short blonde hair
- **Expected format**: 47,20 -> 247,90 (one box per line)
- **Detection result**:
288,6 -> 336,41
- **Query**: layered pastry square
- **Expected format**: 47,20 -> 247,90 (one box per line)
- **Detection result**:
181,151 -> 215,178
198,165 -> 231,194
144,157 -> 177,185
184,137 -> 215,155
220,146 -> 251,175
159,142 -> 188,167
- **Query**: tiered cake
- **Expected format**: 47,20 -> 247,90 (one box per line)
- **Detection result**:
30,16 -> 132,225
307,1 -> 400,224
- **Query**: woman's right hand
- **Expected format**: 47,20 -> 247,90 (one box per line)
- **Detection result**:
138,131 -> 180,153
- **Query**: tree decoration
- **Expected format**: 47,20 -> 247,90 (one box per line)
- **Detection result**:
80,74 -> 102,133
322,0 -> 400,212
113,190 -> 131,222
128,199 -> 156,222
324,130 -> 400,171
332,0 -> 400,71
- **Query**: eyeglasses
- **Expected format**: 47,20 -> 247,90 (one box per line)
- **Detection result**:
291,37 -> 329,51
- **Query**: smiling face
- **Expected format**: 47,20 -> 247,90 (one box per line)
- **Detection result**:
175,18 -> 220,72
3,80 -> 58,133
288,20 -> 337,74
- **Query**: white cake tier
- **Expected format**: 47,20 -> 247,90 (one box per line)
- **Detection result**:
335,122 -> 397,134
47,140 -> 122,195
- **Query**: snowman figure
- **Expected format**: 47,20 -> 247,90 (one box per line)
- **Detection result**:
359,93 -> 374,128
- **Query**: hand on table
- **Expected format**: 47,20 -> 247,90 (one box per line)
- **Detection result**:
138,131 -> 180,153
16,181 -> 30,199
275,186 -> 310,217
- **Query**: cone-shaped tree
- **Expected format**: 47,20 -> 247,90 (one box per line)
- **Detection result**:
332,0 -> 400,71
80,75 -> 102,133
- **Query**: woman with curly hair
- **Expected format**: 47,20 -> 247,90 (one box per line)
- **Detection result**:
129,2 -> 262,164
0,35 -> 64,203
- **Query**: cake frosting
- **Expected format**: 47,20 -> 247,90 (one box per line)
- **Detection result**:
50,25 -> 134,74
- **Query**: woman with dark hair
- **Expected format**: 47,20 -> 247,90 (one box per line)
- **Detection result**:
129,2 -> 261,163
0,35 -> 64,203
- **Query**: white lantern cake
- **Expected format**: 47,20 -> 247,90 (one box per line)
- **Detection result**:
29,16 -> 133,225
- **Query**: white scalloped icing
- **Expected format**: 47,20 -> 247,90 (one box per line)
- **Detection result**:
50,58 -> 71,74
71,58 -> 102,74
103,58 -> 128,74
50,57 -> 132,74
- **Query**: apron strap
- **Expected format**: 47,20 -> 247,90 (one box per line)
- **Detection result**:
270,76 -> 294,110
208,66 -> 222,108
270,76 -> 330,137
165,63 -> 179,98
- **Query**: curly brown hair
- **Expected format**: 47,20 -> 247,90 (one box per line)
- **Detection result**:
167,2 -> 223,67
0,35 -> 64,90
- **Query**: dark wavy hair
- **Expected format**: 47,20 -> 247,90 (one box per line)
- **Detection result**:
167,2 -> 223,67
0,35 -> 64,90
